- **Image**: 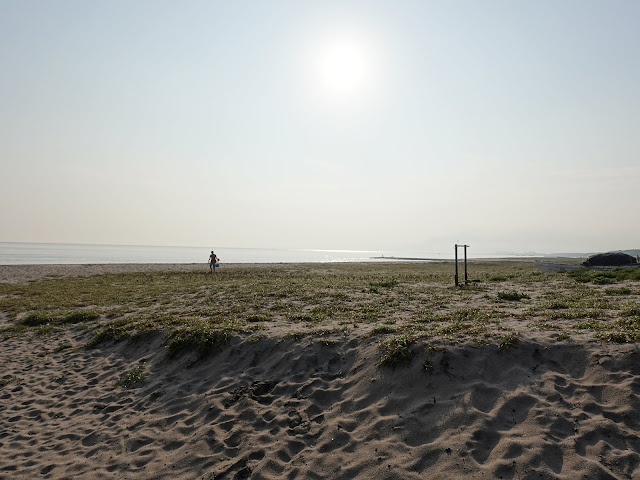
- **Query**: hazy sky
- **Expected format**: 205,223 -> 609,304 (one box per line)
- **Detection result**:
1,1 -> 638,254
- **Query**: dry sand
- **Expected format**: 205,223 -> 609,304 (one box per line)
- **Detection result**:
2,264 -> 640,479
0,263 -> 207,284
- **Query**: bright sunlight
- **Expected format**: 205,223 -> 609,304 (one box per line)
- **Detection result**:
318,41 -> 367,94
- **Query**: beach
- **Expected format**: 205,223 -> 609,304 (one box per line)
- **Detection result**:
1,262 -> 640,479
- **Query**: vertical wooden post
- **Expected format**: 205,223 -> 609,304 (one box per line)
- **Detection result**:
464,244 -> 468,284
454,244 -> 459,286
454,244 -> 470,286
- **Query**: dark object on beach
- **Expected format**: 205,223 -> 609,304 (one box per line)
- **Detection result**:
454,244 -> 470,286
582,252 -> 638,267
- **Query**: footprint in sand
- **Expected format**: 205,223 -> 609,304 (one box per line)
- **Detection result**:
466,393 -> 536,464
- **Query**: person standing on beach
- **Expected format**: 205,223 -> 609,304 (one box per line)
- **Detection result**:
209,251 -> 219,273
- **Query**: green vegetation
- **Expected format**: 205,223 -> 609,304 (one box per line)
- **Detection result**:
19,312 -> 54,326
498,333 -> 519,350
497,290 -> 530,302
19,310 -> 99,327
1,261 -> 640,360
166,320 -> 233,358
62,311 -> 100,324
369,278 -> 399,293
488,275 -> 508,282
567,267 -> 640,284
605,287 -> 633,296
114,364 -> 146,389
370,324 -> 397,335
573,303 -> 640,343
379,334 -> 415,367
87,317 -> 157,348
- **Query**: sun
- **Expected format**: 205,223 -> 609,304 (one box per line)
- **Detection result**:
303,31 -> 381,109
317,40 -> 368,95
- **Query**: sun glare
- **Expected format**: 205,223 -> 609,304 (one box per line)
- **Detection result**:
318,42 -> 366,94
303,31 -> 381,110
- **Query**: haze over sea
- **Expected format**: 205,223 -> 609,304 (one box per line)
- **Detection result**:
0,242 -> 542,265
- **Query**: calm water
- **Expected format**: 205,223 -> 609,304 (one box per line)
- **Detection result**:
0,242 -> 527,265
0,242 -> 384,265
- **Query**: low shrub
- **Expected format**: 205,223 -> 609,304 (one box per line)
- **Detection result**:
497,291 -> 530,302
379,334 -> 415,367
19,313 -> 54,326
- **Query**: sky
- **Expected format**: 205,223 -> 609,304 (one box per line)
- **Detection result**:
1,0 -> 639,255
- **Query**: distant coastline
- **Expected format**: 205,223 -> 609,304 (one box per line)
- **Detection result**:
370,256 -> 444,261
0,242 -> 542,265
1,241 -> 637,266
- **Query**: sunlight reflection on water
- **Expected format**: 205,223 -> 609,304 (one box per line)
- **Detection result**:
0,242 -> 527,265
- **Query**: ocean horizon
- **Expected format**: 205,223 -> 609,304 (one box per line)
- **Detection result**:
0,242 -> 544,265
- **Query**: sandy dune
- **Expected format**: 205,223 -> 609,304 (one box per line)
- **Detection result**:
2,263 -> 640,479
2,326 -> 640,479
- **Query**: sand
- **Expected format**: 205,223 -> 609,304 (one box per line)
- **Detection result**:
2,264 -> 640,479
0,263 -> 208,284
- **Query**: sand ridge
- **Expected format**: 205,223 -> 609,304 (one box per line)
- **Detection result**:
2,325 -> 640,479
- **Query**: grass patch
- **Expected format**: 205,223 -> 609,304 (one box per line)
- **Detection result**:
245,313 -> 272,323
19,313 -> 54,326
497,291 -> 530,302
61,311 -> 100,324
605,287 -> 632,296
576,320 -> 608,332
370,325 -> 397,336
598,316 -> 640,343
114,364 -> 146,388
87,317 -> 156,348
437,321 -> 472,336
621,304 -> 640,317
3,261 -> 639,355
498,333 -> 519,350
530,320 -> 561,331
568,267 -> 640,284
165,319 -> 233,358
488,275 -> 508,282
379,334 -> 415,367
544,300 -> 570,310
18,310 -> 100,327
598,331 -> 640,343
369,278 -> 399,293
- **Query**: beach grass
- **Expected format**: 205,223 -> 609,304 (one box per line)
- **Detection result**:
2,261 -> 640,361
114,363 -> 146,389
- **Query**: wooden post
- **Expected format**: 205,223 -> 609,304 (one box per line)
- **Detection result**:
454,244 -> 470,286
464,245 -> 468,284
454,244 -> 459,286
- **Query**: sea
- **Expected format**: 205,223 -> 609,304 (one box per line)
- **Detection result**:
0,242 -> 520,265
